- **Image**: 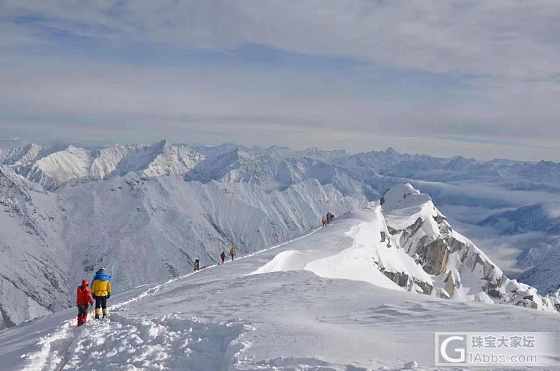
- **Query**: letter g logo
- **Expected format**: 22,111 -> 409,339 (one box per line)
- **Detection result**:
440,335 -> 466,363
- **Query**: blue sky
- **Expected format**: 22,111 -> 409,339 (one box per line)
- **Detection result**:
1,0 -> 559,160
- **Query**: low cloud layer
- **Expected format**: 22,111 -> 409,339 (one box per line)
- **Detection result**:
1,1 -> 559,160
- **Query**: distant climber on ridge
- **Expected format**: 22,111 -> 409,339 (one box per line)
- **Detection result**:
220,251 -> 226,264
76,279 -> 94,326
91,267 -> 112,319
193,258 -> 200,271
229,244 -> 237,261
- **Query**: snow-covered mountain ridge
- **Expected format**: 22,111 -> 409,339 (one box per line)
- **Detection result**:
379,184 -> 560,311
1,141 -> 205,190
0,167 -> 363,329
1,202 -> 559,371
1,140 -> 559,330
253,183 -> 560,312
4,141 -> 560,192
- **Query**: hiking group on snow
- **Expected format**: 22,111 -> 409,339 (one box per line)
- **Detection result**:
75,213 -> 333,326
75,267 -> 112,326
193,244 -> 237,272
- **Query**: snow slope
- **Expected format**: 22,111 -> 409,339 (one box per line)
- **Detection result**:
1,213 -> 559,371
60,175 -> 361,296
0,168 -> 362,329
2,140 -> 560,330
0,166 -> 68,328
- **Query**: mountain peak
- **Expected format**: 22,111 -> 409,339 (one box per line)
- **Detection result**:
381,183 -> 432,211
385,147 -> 399,155
156,138 -> 168,149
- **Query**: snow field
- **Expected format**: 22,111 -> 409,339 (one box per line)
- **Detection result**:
17,227 -> 323,371
21,321 -> 76,371
5,203 -> 559,371
60,315 -> 248,371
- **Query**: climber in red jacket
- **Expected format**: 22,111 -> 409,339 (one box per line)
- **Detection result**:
76,280 -> 94,326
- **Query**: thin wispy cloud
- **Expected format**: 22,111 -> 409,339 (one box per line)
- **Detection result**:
1,0 -> 559,160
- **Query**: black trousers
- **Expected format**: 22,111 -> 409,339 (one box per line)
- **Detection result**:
77,304 -> 88,316
94,296 -> 108,318
94,296 -> 107,309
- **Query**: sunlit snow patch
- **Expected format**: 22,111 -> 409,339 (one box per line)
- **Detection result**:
250,250 -> 309,275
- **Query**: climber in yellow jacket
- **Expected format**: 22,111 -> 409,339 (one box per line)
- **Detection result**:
91,267 -> 112,319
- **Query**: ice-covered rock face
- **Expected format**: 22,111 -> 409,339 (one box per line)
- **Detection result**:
381,184 -> 560,313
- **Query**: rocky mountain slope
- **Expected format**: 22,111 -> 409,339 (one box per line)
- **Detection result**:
379,184 -> 559,311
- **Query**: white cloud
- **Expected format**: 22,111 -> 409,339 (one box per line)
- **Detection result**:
1,1 -> 559,160
3,0 -> 560,79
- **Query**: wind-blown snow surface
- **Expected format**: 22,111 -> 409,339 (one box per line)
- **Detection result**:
1,214 -> 559,371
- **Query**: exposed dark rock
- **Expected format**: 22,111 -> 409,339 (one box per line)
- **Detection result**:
417,239 -> 449,275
